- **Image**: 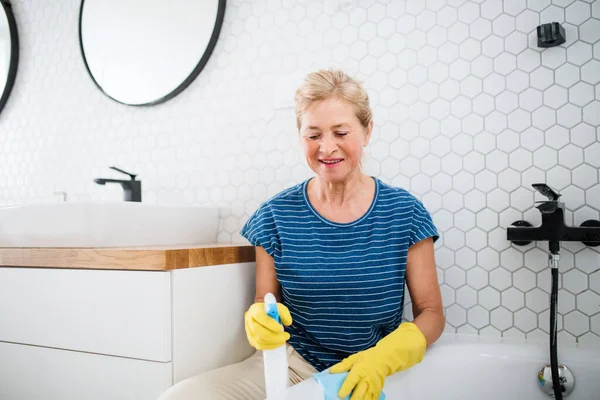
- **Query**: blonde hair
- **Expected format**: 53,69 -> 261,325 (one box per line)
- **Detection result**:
294,69 -> 372,130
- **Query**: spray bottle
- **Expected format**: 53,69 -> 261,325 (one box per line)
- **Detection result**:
263,292 -> 289,400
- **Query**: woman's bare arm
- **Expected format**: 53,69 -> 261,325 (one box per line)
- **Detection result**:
254,246 -> 282,303
405,237 -> 445,346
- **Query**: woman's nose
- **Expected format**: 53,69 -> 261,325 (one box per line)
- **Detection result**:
319,135 -> 338,154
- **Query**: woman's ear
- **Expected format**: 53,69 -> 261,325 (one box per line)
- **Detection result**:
363,120 -> 373,147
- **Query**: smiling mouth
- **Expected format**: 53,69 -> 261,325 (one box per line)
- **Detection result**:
320,159 -> 343,165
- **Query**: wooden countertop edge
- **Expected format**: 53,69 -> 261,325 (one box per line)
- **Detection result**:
0,245 -> 256,271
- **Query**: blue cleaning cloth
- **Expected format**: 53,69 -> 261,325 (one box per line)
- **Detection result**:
312,371 -> 386,400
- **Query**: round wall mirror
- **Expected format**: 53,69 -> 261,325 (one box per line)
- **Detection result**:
0,0 -> 19,117
78,0 -> 225,106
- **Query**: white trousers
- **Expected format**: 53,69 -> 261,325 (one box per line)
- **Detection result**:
158,345 -> 317,400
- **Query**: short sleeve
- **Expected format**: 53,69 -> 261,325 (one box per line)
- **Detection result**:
409,197 -> 440,246
239,203 -> 281,258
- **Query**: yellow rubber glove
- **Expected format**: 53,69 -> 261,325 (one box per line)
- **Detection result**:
244,301 -> 293,350
329,322 -> 427,400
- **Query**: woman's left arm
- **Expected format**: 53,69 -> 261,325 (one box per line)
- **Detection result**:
405,237 -> 445,346
329,237 -> 445,399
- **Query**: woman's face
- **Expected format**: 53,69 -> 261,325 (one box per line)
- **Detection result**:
298,96 -> 372,183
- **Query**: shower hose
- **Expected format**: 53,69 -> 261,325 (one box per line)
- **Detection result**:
549,243 -> 563,400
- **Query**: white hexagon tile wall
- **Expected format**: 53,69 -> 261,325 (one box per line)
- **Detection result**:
0,0 -> 599,343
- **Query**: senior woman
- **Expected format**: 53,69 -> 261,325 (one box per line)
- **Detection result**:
159,69 -> 444,400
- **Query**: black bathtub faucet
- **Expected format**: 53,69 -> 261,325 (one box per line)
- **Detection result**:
507,183 -> 600,249
506,182 -> 598,400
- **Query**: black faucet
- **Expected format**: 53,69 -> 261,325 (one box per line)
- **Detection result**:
506,183 -> 598,400
507,183 -> 600,248
506,184 -> 599,399
94,166 -> 142,202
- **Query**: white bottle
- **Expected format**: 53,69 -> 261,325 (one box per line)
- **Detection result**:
263,292 -> 289,400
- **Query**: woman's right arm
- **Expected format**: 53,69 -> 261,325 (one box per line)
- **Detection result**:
245,246 -> 291,349
254,246 -> 282,303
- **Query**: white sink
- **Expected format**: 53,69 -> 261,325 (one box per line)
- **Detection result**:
0,202 -> 220,248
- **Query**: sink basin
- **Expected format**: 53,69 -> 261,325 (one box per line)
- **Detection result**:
0,202 -> 220,248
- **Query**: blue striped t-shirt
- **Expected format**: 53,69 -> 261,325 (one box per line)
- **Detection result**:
240,176 -> 439,371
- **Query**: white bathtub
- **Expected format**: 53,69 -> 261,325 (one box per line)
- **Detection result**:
284,333 -> 600,400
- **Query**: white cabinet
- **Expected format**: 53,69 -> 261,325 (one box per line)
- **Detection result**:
0,267 -> 172,361
0,262 -> 256,400
171,263 -> 257,383
0,341 -> 172,400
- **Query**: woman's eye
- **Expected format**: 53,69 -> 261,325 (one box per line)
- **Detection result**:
308,135 -> 320,140
335,132 -> 348,136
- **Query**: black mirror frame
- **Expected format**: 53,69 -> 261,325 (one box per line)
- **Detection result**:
77,0 -> 226,107
0,0 -> 19,117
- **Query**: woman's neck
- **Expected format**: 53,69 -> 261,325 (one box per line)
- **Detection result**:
312,172 -> 369,207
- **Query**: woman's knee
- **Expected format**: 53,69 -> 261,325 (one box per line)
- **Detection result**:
158,353 -> 265,400
158,373 -> 214,400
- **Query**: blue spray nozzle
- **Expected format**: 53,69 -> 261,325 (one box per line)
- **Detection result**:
264,293 -> 281,324
265,303 -> 281,324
